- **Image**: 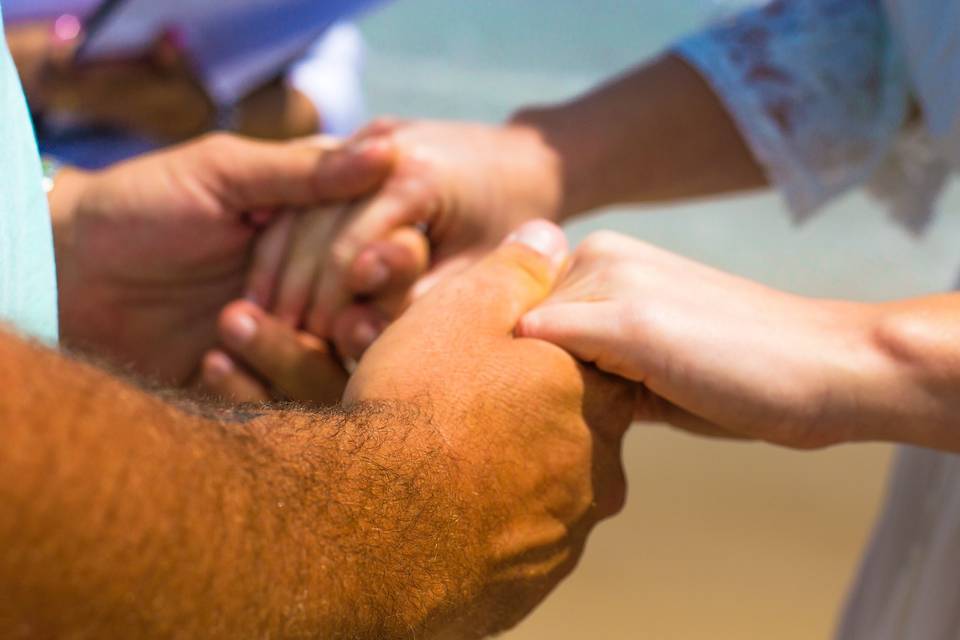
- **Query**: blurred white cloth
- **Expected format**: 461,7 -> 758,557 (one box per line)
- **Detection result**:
677,2 -> 960,639
677,0 -> 959,234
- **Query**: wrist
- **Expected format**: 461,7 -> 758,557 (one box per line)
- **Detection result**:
509,103 -> 602,222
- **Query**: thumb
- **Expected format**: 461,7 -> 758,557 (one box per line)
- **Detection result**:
518,301 -> 645,382
195,134 -> 395,212
404,219 -> 568,336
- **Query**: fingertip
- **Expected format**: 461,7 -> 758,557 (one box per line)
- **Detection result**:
202,350 -> 236,385
332,305 -> 388,360
514,311 -> 543,339
504,219 -> 568,272
350,248 -> 391,293
353,136 -> 395,162
219,301 -> 261,348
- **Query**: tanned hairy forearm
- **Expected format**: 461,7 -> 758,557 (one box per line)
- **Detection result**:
0,329 -> 478,639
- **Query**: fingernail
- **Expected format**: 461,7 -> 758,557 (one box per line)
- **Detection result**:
505,219 -> 567,267
363,256 -> 390,291
352,320 -> 381,350
514,312 -> 538,337
204,352 -> 234,383
354,137 -> 392,157
224,312 -> 258,346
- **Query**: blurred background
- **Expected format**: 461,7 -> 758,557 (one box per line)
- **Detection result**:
357,1 -> 960,638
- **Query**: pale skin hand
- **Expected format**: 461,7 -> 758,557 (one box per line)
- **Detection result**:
49,132 -> 393,385
0,221 -> 632,638
246,53 -> 767,359
517,231 -> 960,453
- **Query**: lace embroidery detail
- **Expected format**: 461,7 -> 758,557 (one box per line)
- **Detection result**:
675,0 -> 944,232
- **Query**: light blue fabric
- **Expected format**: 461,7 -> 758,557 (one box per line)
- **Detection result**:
0,5 -> 60,343
675,0 -> 910,225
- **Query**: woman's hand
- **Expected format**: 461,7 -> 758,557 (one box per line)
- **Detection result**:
517,231 -> 891,449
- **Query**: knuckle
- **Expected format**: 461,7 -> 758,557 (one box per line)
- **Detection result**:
198,131 -> 236,153
579,230 -> 622,256
328,238 -> 358,271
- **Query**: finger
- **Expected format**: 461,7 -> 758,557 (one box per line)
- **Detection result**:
401,219 -> 568,337
245,211 -> 296,308
352,116 -> 406,141
201,350 -> 272,403
307,226 -> 429,337
517,301 -> 645,382
198,134 -> 395,212
218,301 -> 347,405
346,226 -> 430,296
272,206 -> 342,327
307,177 -> 439,334
330,304 -> 391,362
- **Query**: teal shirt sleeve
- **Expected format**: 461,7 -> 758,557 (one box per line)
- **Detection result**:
0,6 -> 60,344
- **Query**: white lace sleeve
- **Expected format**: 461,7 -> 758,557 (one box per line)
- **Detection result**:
674,0 -> 943,232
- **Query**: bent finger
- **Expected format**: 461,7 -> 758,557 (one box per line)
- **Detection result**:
201,350 -> 272,403
245,211 -> 296,308
219,301 -> 347,404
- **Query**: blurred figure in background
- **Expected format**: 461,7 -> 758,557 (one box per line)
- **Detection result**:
4,0 -> 370,168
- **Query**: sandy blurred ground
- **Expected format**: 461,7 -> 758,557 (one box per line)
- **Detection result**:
505,428 -> 893,640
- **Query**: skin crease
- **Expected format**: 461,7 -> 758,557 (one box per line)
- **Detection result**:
0,223 -> 632,639
48,132 -> 394,385
7,22 -> 321,142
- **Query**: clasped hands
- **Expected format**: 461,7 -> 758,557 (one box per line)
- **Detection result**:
175,121 -> 866,455
192,119 -> 908,454
53,119 -> 902,458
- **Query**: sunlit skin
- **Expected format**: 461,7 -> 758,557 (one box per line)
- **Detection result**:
206,50 -> 960,454
0,223 -> 633,638
517,231 -> 960,452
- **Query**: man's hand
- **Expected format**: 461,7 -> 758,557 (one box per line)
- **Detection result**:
344,220 -> 634,636
201,300 -> 347,404
51,133 -> 393,385
517,231 -> 887,449
245,119 -> 565,348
